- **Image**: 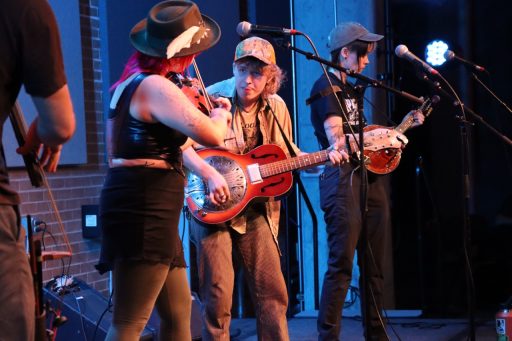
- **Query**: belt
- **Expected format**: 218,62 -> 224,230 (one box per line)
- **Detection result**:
109,158 -> 174,170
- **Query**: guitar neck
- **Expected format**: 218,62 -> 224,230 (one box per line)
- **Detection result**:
395,98 -> 432,135
259,149 -> 331,178
395,114 -> 415,134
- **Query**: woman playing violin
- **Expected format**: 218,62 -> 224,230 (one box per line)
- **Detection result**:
95,1 -> 231,340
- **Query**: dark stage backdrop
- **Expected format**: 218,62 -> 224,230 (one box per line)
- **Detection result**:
389,0 -> 512,315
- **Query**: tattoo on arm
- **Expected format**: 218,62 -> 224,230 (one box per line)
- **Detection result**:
324,123 -> 344,146
172,99 -> 202,129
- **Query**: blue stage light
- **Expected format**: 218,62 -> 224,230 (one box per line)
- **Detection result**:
425,40 -> 449,66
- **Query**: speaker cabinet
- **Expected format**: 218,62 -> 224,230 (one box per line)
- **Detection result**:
44,280 -> 156,340
43,278 -> 203,340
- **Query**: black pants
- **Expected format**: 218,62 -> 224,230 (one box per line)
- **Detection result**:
317,164 -> 390,341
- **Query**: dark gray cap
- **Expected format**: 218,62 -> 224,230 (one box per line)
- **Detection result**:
327,22 -> 383,52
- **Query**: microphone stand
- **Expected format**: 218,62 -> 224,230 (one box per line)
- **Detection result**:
470,73 -> 512,115
417,73 -> 512,146
417,72 -> 512,341
276,38 -> 424,340
279,41 -> 424,105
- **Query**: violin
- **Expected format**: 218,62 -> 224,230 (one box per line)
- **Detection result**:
167,59 -> 215,115
180,77 -> 211,115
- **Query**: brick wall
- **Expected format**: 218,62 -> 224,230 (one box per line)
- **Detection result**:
9,0 -> 109,296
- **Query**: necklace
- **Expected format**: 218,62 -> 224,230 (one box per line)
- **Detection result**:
236,96 -> 260,114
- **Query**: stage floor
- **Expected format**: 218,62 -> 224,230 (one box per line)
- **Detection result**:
230,317 -> 496,340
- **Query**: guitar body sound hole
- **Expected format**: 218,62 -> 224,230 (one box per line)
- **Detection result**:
186,156 -> 247,212
365,148 -> 402,174
261,176 -> 285,193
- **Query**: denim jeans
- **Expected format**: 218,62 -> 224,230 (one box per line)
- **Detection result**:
190,208 -> 289,341
0,205 -> 35,341
317,164 -> 390,341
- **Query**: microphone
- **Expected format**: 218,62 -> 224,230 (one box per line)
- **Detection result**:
395,44 -> 439,76
444,50 -> 486,72
236,21 -> 300,37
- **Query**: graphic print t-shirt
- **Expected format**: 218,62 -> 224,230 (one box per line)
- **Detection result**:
238,104 -> 262,153
309,72 -> 365,149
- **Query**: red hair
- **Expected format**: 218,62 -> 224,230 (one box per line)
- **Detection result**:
111,51 -> 195,90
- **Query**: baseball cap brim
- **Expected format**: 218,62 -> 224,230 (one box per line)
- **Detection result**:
359,32 -> 384,43
328,22 -> 384,52
234,54 -> 273,65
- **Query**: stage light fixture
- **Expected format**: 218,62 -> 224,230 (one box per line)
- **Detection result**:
425,40 -> 449,66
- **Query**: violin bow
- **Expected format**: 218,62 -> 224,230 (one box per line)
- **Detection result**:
9,101 -> 72,261
192,59 -> 215,112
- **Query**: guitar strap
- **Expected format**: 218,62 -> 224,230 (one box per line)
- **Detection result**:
306,73 -> 366,135
264,99 -> 298,158
231,97 -> 246,154
265,95 -> 351,157
306,72 -> 355,120
264,99 -> 318,250
305,85 -> 342,106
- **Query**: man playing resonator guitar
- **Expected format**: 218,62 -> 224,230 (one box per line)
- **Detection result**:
183,37 -> 348,341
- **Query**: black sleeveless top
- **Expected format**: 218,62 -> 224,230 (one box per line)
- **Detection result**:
96,73 -> 191,274
108,73 -> 187,169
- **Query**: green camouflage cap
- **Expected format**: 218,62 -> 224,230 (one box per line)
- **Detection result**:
234,37 -> 276,65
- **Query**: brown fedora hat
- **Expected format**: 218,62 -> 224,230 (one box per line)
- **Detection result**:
130,0 -> 221,58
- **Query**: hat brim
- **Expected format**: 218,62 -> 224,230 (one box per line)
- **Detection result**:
359,32 -> 384,43
234,55 -> 273,65
129,14 -> 221,58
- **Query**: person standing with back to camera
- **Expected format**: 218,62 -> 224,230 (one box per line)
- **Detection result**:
0,0 -> 76,340
309,22 -> 424,340
95,1 -> 232,340
184,36 -> 347,341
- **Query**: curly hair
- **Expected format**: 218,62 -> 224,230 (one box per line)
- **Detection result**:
262,63 -> 286,97
234,57 -> 286,98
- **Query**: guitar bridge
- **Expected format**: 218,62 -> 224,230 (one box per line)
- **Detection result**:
246,164 -> 263,183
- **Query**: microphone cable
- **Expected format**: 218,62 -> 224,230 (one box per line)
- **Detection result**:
92,289 -> 114,341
